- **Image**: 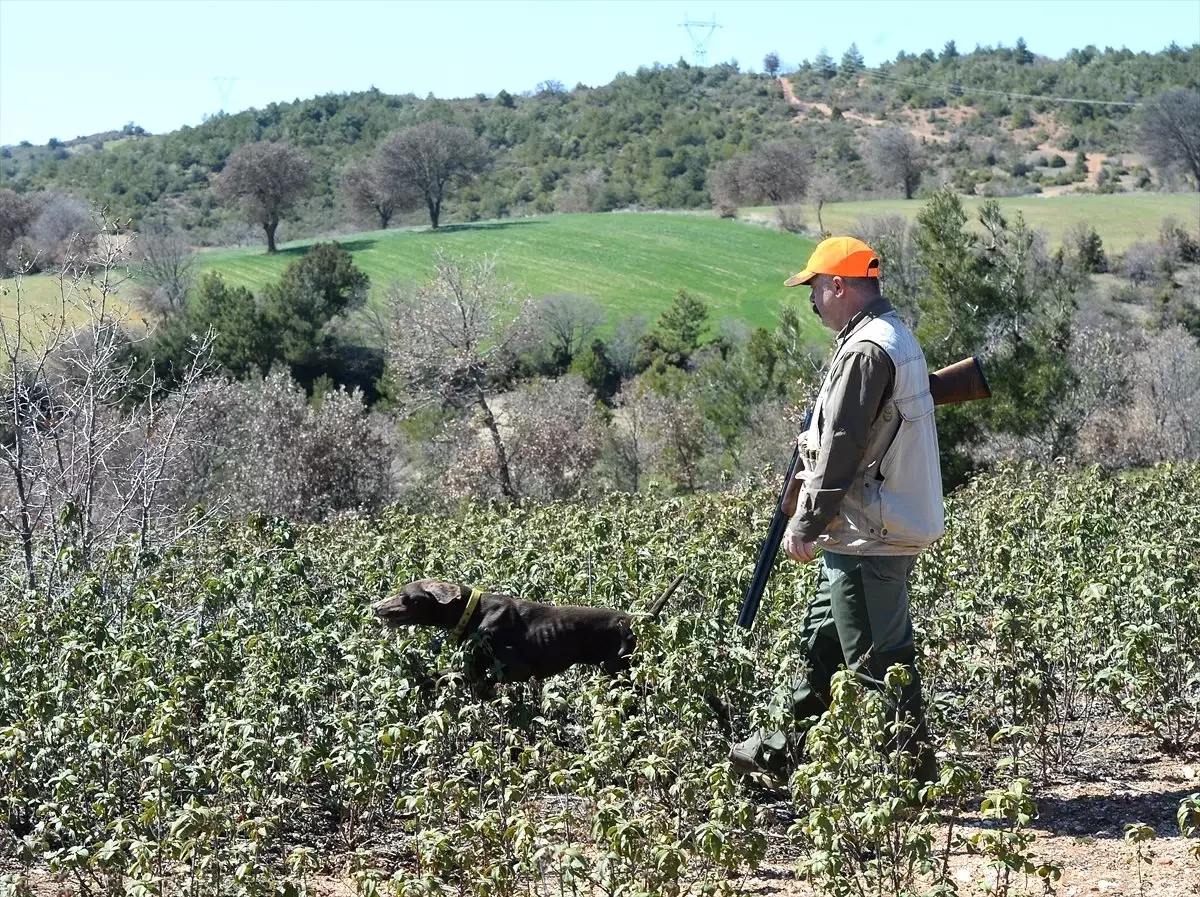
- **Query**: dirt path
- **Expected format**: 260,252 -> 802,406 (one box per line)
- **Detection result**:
778,78 -> 879,126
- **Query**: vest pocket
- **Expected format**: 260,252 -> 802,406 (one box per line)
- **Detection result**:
880,391 -> 935,481
862,476 -> 885,536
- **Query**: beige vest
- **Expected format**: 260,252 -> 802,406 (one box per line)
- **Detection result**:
805,311 -> 945,555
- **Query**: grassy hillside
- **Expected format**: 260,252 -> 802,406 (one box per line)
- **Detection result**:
0,270 -> 136,336
741,193 -> 1200,253
196,212 -> 823,336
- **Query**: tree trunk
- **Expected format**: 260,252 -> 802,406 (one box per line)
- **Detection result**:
5,388 -> 37,592
265,216 -> 279,253
904,177 -> 914,200
379,209 -> 392,229
816,198 -> 825,235
477,393 -> 515,498
427,196 -> 440,229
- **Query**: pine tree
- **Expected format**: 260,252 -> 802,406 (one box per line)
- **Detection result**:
840,42 -> 865,75
1015,37 -> 1034,66
814,49 -> 837,80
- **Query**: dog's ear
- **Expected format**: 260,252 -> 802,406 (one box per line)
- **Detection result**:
425,581 -> 463,605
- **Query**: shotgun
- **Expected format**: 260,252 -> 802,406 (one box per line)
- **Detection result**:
736,355 -> 992,630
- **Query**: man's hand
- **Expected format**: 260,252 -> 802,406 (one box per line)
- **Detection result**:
783,529 -> 818,564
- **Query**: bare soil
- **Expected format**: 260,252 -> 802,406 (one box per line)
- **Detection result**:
738,727 -> 1200,896
777,77 -> 1121,197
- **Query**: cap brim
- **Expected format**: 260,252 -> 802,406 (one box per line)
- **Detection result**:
783,269 -> 816,287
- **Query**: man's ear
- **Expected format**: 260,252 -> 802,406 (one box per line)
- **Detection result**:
831,275 -> 844,297
426,581 -> 462,604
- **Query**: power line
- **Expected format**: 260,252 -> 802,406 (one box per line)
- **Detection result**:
859,67 -> 1141,108
679,14 -> 720,67
213,76 -> 238,114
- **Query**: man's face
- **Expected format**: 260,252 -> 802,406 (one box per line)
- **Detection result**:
808,275 -> 843,330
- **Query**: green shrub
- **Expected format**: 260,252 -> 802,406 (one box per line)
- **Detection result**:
1,461 -> 1197,890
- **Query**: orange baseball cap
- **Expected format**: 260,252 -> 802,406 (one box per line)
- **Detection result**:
784,236 -> 880,287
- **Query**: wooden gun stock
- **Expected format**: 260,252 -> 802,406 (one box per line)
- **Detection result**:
929,355 -> 992,407
740,354 -> 992,630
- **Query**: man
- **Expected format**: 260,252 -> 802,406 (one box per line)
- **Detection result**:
730,236 -> 943,785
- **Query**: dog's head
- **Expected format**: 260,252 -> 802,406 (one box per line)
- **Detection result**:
372,579 -> 466,629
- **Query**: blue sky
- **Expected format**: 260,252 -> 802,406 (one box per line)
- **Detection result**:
1,0 -> 1196,145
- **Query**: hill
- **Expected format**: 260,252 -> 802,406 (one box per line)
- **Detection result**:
2,42 -> 1196,247
195,212 -> 824,337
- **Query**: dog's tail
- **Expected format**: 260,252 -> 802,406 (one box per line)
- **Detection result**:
647,573 -> 684,619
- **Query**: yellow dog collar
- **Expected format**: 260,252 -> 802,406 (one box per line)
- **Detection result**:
451,587 -> 482,639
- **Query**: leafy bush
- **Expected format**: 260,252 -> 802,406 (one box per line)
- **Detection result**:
1065,221 -> 1108,273
1,462 -> 1197,892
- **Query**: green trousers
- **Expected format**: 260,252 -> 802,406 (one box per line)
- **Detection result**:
731,550 -> 932,777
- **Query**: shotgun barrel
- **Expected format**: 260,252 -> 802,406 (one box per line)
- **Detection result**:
736,355 -> 992,631
736,415 -> 808,630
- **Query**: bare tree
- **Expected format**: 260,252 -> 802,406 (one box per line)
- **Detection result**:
193,370 -> 391,521
0,216 -> 216,595
608,314 -> 648,379
775,204 -> 805,234
25,196 -> 97,272
135,220 -> 195,314
385,252 -> 533,498
0,188 -> 45,275
1120,241 -> 1163,285
553,168 -> 606,213
708,140 -> 809,213
1139,88 -> 1200,189
982,321 -> 1131,464
213,141 -> 313,253
853,214 -> 920,322
500,375 -> 603,500
340,153 -> 414,229
643,387 -> 714,494
807,170 -> 842,237
739,139 -> 810,206
709,157 -> 743,218
865,127 -> 924,199
597,381 -> 659,493
732,397 -> 807,481
377,122 -> 490,229
763,52 -> 781,77
1129,326 -> 1200,461
535,293 -> 606,367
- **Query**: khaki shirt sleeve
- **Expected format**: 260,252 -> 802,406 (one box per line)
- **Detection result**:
787,343 -> 895,542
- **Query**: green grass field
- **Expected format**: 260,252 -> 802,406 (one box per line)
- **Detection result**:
195,213 -> 822,337
741,193 -> 1200,253
0,273 -> 137,340
9,194 -> 1194,352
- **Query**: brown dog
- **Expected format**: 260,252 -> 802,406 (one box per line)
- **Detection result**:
372,575 -> 683,684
